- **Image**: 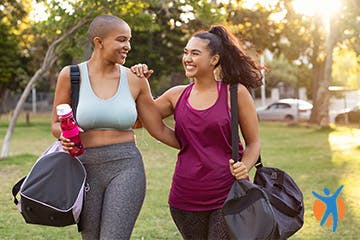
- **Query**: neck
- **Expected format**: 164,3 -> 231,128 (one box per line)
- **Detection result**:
192,73 -> 217,90
88,52 -> 119,74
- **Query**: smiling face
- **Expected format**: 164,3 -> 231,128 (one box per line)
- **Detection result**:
99,22 -> 131,65
182,37 -> 219,79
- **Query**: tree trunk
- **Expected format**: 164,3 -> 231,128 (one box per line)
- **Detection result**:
316,50 -> 333,127
309,15 -> 323,124
313,16 -> 339,127
0,89 -> 10,114
1,67 -> 51,159
309,61 -> 324,123
1,16 -> 92,159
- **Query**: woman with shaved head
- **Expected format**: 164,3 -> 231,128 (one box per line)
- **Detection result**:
51,15 -> 179,240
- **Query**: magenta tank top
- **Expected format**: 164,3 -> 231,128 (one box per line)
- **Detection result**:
169,81 -> 244,211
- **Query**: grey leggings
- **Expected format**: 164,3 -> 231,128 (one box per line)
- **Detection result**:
78,142 -> 146,240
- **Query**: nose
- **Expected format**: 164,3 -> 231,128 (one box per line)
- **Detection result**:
124,41 -> 131,51
183,54 -> 192,63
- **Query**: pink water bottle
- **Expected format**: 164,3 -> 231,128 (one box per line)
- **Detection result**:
56,104 -> 85,156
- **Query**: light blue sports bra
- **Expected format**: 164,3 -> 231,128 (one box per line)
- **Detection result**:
76,62 -> 137,131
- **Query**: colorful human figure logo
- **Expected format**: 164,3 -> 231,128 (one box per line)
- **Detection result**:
312,185 -> 345,232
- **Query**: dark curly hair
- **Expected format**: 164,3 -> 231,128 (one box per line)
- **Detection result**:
193,25 -> 263,88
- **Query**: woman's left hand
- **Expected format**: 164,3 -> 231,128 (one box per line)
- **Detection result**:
229,159 -> 248,180
130,63 -> 154,78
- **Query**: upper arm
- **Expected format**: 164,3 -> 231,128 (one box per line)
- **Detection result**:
51,66 -> 71,126
237,84 -> 259,145
134,77 -> 163,131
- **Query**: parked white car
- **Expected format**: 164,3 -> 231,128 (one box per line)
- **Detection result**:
256,98 -> 313,122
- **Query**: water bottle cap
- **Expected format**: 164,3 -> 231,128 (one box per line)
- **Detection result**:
56,104 -> 72,116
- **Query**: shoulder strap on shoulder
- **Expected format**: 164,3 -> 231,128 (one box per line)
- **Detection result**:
229,83 -> 262,167
70,65 -> 80,120
230,83 -> 240,162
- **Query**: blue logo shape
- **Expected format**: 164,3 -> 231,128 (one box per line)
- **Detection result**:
312,185 -> 344,232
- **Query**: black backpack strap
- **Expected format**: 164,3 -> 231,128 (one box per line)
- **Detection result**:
70,65 -> 80,120
12,176 -> 26,205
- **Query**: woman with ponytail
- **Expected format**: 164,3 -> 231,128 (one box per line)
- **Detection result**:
133,24 -> 262,239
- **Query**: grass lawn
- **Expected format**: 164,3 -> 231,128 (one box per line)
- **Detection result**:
0,113 -> 359,239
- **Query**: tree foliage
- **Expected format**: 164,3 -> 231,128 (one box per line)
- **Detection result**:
0,0 -> 31,112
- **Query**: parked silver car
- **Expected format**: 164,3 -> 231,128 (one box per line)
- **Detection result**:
256,98 -> 313,122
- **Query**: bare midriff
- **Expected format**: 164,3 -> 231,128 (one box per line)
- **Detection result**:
80,129 -> 135,148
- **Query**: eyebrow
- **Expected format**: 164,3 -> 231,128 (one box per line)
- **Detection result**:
117,34 -> 131,39
184,48 -> 202,53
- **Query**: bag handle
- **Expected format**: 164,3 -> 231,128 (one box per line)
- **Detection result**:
70,65 -> 80,120
12,176 -> 26,206
229,84 -> 262,167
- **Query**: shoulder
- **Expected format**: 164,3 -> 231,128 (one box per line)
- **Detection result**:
156,84 -> 189,107
164,85 -> 188,96
236,83 -> 256,108
123,66 -> 148,87
58,65 -> 71,79
56,66 -> 72,87
225,82 -> 254,106
223,82 -> 250,99
237,83 -> 249,95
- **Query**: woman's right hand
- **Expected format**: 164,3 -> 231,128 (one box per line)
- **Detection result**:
59,134 -> 74,152
58,127 -> 84,153
229,159 -> 249,180
130,63 -> 154,79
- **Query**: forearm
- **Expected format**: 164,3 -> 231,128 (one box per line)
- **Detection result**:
241,141 -> 261,172
147,124 -> 180,149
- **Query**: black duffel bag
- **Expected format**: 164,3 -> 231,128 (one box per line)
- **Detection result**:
12,142 -> 87,227
223,179 -> 279,239
223,84 -> 304,239
254,160 -> 304,239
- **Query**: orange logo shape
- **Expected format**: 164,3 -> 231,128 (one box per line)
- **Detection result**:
312,186 -> 345,232
313,197 -> 345,226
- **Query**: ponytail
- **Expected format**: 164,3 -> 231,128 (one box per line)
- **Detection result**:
194,25 -> 263,88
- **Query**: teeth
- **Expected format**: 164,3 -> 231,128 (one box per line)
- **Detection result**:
186,65 -> 195,70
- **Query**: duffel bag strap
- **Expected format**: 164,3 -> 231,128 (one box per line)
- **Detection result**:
12,176 -> 26,205
230,84 -> 262,167
230,83 -> 240,162
262,188 -> 302,217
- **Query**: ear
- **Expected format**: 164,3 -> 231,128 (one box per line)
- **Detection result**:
94,37 -> 103,49
210,54 -> 220,66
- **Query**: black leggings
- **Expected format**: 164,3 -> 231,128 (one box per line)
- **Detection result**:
170,206 -> 231,240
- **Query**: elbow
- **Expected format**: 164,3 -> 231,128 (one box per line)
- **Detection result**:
51,122 -> 61,139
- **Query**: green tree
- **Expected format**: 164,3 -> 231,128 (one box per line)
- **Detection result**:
332,47 -> 360,89
278,0 -> 359,126
0,0 -> 31,112
129,0 -> 228,95
266,55 -> 311,95
0,23 -> 23,112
